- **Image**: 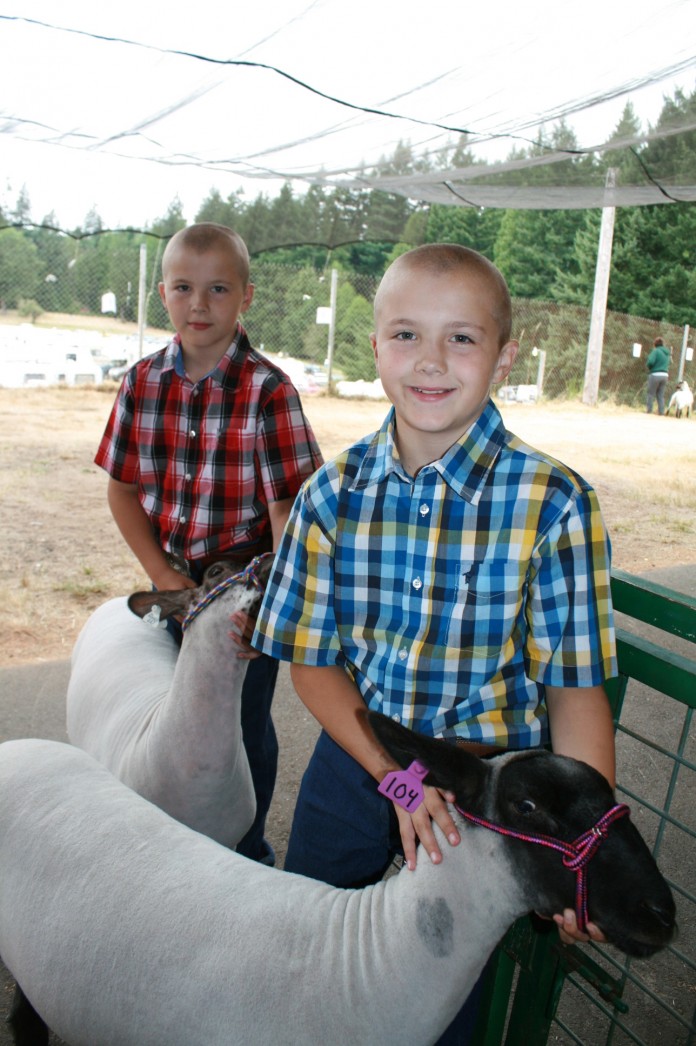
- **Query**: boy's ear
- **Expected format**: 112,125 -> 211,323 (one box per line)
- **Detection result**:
493,340 -> 518,384
240,283 -> 255,313
157,282 -> 167,307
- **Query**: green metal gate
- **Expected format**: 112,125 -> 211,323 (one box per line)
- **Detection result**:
472,569 -> 696,1045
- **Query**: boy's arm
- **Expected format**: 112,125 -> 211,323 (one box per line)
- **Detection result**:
107,477 -> 194,593
268,497 -> 295,550
290,662 -> 461,871
546,684 -> 616,787
546,683 -> 616,944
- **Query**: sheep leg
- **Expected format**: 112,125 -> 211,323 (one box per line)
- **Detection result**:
7,981 -> 48,1046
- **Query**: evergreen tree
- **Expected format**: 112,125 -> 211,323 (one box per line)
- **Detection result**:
195,188 -> 246,228
12,186 -> 32,224
239,193 -> 273,255
0,228 -> 40,308
29,216 -> 75,312
149,199 -> 186,239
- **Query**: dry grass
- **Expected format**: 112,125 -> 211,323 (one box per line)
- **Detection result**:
0,387 -> 694,666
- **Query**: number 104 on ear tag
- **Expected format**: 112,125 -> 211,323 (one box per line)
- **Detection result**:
378,761 -> 428,812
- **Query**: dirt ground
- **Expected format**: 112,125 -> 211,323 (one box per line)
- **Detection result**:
1,386 -> 695,667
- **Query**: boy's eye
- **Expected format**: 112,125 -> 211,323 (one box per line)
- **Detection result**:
211,285 -> 228,294
174,283 -> 190,293
451,333 -> 473,344
395,330 -> 416,341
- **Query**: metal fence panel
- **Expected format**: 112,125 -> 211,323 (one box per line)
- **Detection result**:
472,571 -> 696,1045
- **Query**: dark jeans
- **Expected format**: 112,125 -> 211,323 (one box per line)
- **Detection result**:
285,731 -> 487,1044
165,615 -> 279,866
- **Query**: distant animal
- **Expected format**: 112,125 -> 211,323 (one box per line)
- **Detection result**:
0,713 -> 675,1046
667,379 -> 693,418
66,553 -> 273,848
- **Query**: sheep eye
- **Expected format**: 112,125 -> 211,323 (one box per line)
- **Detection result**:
516,799 -> 536,815
208,565 -> 224,578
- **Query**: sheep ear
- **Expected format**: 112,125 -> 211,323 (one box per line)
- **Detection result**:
127,588 -> 199,621
367,712 -> 489,803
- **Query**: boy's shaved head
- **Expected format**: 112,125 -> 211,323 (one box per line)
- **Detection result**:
162,223 -> 250,285
375,244 -> 512,347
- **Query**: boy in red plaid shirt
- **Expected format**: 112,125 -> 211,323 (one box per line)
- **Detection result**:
96,223 -> 323,864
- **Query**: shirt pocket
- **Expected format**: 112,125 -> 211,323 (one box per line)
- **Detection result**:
198,424 -> 258,497
447,559 -> 528,659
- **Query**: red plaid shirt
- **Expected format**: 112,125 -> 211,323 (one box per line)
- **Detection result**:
95,326 -> 323,563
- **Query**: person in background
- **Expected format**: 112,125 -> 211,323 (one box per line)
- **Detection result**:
95,222 -> 323,865
253,244 -> 617,1043
646,336 -> 671,414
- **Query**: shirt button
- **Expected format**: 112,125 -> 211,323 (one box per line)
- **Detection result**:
189,430 -> 196,438
412,577 -> 423,590
391,714 -> 401,723
184,473 -> 192,482
398,648 -> 408,661
419,504 -> 430,516
180,517 -> 187,524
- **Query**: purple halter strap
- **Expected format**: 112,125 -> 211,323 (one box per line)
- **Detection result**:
455,802 -> 630,933
181,552 -> 273,633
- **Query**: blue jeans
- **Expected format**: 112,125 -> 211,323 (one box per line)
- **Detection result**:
285,731 -> 486,1044
165,615 -> 279,866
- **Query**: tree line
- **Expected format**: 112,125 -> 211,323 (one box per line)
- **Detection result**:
1,83 -> 694,387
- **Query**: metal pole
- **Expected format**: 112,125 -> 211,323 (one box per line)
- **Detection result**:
536,349 -> 547,399
325,268 -> 338,392
678,324 -> 689,382
582,168 -> 617,406
137,243 -> 147,359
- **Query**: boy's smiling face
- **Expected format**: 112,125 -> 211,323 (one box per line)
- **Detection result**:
371,263 -> 517,475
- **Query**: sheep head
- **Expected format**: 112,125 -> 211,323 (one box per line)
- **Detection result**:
368,711 -> 676,958
127,553 -> 273,625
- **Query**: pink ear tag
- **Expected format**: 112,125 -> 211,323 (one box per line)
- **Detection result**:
378,760 -> 428,812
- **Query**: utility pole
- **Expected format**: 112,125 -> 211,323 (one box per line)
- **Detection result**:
582,168 -> 617,406
325,268 -> 338,390
678,324 -> 689,382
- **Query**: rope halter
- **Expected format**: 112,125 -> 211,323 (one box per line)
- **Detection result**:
181,552 -> 274,633
455,801 -> 630,933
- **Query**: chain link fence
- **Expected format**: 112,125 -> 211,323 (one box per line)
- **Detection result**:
0,228 -> 692,405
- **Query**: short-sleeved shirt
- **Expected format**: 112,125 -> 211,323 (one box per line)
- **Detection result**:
95,325 -> 323,563
252,400 -> 617,749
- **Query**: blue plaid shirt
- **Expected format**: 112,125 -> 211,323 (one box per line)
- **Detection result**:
253,400 -> 617,748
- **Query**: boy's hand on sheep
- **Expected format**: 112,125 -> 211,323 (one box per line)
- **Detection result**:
229,610 -> 262,660
395,784 -> 460,871
553,908 -> 607,945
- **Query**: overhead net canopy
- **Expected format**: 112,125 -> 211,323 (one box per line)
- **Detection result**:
1,5 -> 695,216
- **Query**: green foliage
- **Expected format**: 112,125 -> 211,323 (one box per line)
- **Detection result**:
494,208 -> 586,299
0,228 -> 40,308
18,298 -> 42,322
334,287 -> 375,380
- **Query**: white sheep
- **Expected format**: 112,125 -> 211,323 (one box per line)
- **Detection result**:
667,379 -> 693,418
1,714 -> 675,1046
66,555 -> 272,849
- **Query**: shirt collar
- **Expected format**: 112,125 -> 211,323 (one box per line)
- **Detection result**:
350,399 -> 508,503
161,324 -> 247,389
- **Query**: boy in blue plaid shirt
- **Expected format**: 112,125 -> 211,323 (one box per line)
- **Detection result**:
253,246 -> 617,982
